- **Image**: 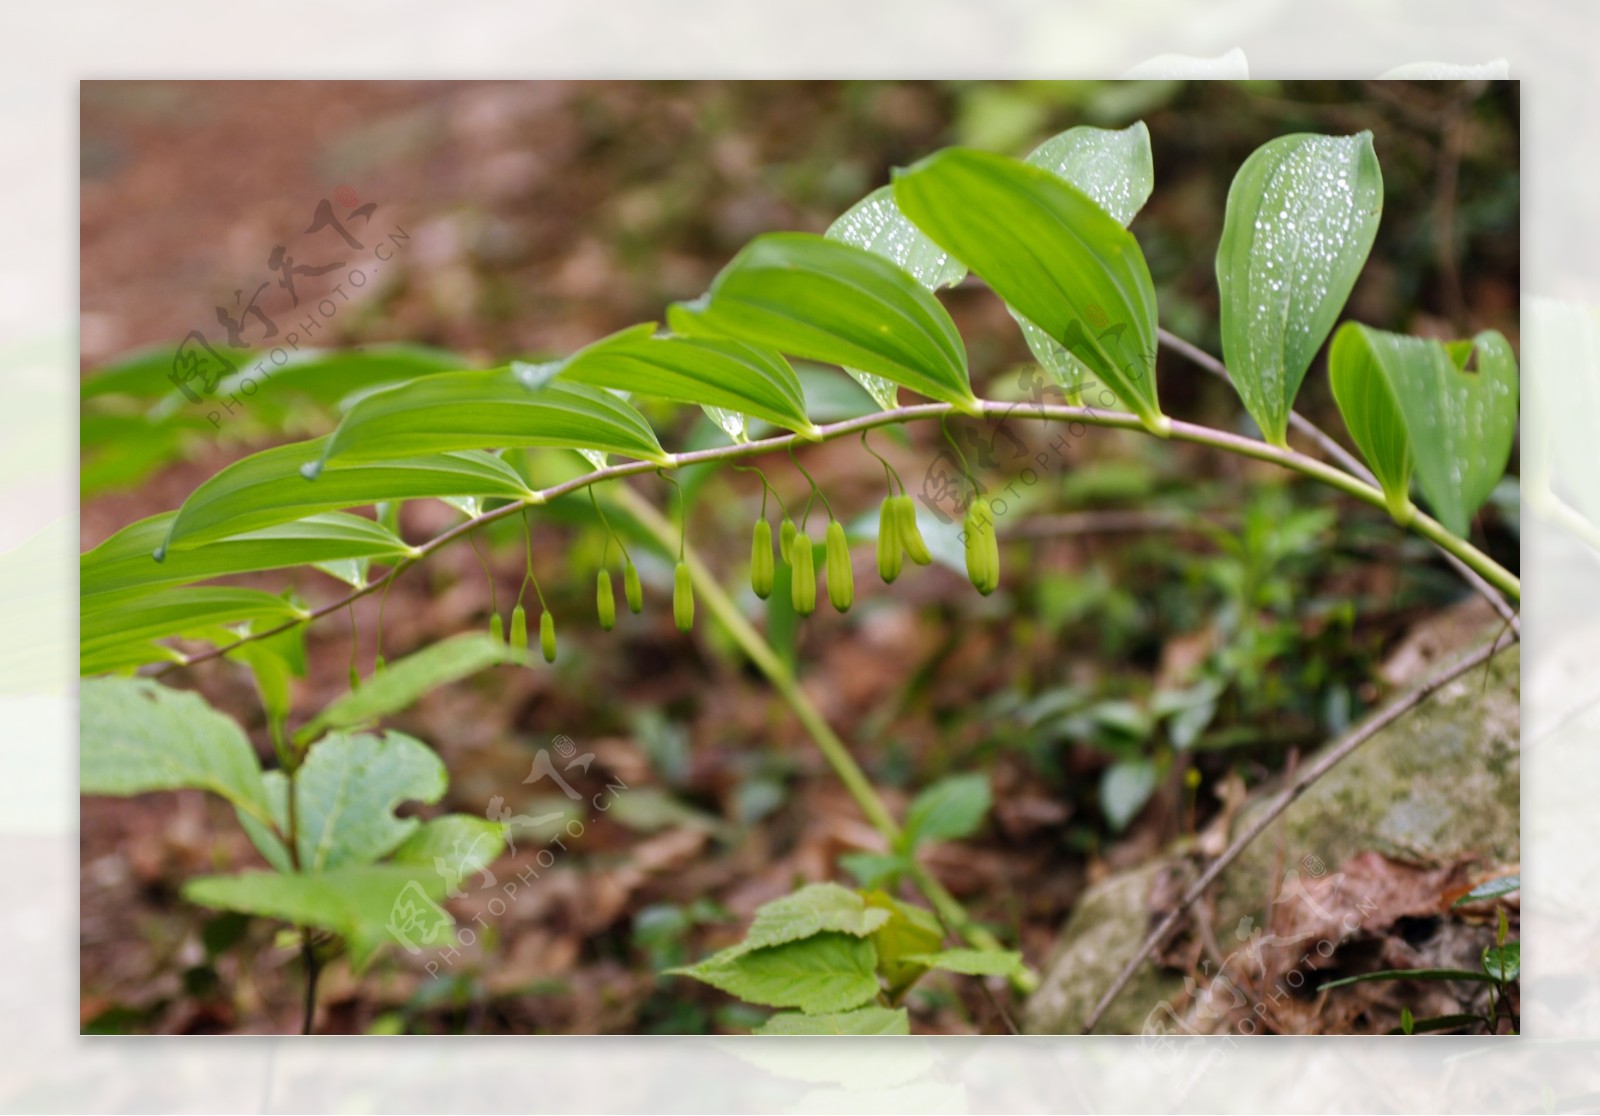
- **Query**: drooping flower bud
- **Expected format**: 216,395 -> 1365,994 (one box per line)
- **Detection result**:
596,569 -> 616,631
790,531 -> 816,616
489,611 -> 504,643
510,604 -> 528,651
895,496 -> 932,566
673,560 -> 695,632
539,609 -> 557,663
779,518 -> 798,565
825,519 -> 853,613
750,519 -> 774,600
876,497 -> 902,584
624,559 -> 644,614
963,497 -> 999,596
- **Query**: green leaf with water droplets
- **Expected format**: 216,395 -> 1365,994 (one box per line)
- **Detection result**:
825,185 -> 968,410
894,148 -> 1166,434
1014,122 -> 1155,400
1217,131 -> 1383,447
1330,323 -> 1519,537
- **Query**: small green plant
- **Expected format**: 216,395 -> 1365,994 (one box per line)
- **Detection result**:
80,112 -> 1520,1033
80,634 -> 521,1032
666,883 -> 1028,1034
1317,874 -> 1521,1035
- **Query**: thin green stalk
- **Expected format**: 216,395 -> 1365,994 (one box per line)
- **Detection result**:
613,485 -> 1035,994
171,397 -> 1518,670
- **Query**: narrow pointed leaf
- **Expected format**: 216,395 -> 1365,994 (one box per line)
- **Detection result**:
559,323 -> 818,435
162,440 -> 535,552
81,587 -> 304,662
310,369 -> 667,473
81,511 -> 413,607
295,632 -> 527,744
825,186 -> 967,410
1330,323 -> 1519,536
1217,131 -> 1383,446
667,232 -> 977,413
894,149 -> 1166,433
80,677 -> 275,828
1015,122 -> 1155,398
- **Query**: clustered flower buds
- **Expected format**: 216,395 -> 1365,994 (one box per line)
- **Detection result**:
750,520 -> 774,600
624,559 -> 644,614
963,497 -> 999,596
895,495 -> 932,566
876,497 -> 902,584
540,609 -> 557,663
825,519 -> 853,612
790,530 -> 816,616
596,570 -> 616,631
673,560 -> 695,632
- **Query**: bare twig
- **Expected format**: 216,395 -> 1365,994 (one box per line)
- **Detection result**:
1081,627 -> 1517,1032
1157,329 -> 1521,635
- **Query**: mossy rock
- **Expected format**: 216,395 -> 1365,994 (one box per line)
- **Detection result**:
1024,631 -> 1518,1034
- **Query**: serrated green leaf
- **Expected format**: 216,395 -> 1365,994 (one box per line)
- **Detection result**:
240,731 -> 448,873
894,148 -> 1166,433
295,633 -> 526,744
755,1006 -> 910,1036
825,186 -> 967,410
1013,122 -> 1155,398
1451,874 -> 1521,909
902,949 -> 1029,978
80,676 -> 275,829
297,731 -> 447,871
559,323 -> 818,437
81,587 -> 305,667
81,511 -> 413,607
668,232 -> 978,414
1217,131 -> 1383,447
391,814 -> 508,893
669,932 -> 880,1014
1330,323 -> 1519,536
160,440 -> 535,551
903,772 -> 992,848
863,890 -> 945,995
184,864 -> 452,971
737,884 -> 891,954
309,369 -> 668,474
